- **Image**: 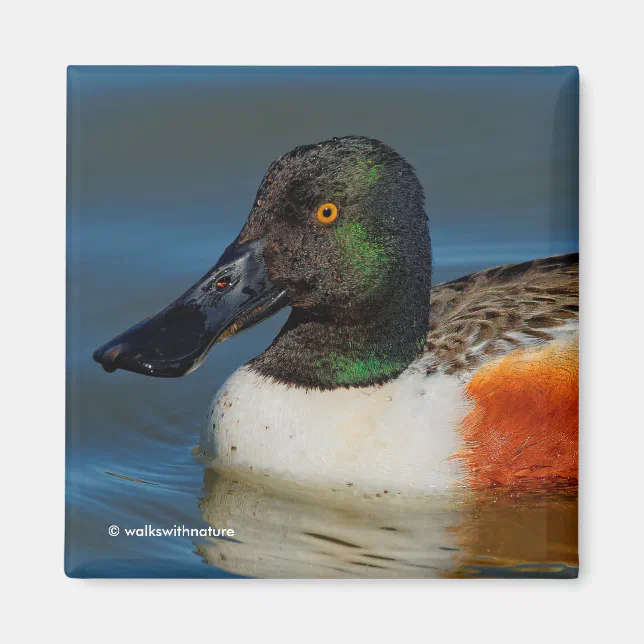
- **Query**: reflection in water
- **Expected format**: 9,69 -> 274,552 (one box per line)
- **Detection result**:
195,468 -> 578,579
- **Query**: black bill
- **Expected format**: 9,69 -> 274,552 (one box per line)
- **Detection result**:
93,238 -> 286,377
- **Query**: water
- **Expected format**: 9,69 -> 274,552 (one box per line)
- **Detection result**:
66,67 -> 578,578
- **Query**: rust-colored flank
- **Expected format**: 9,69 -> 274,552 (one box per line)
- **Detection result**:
458,338 -> 578,487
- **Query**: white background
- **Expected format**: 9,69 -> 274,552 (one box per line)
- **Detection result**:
2,0 -> 641,641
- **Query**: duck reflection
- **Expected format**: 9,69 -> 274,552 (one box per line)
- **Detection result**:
194,468 -> 578,579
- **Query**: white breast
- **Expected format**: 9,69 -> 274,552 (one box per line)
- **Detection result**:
200,363 -> 470,493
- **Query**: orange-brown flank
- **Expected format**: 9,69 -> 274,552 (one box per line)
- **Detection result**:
458,339 -> 578,487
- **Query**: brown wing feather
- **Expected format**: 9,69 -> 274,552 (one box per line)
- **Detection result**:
425,253 -> 579,376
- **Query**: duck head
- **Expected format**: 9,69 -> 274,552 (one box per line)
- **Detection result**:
94,136 -> 432,387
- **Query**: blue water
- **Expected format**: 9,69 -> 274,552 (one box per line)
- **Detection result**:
65,67 -> 578,578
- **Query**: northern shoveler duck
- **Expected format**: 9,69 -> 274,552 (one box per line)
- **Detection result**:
94,136 -> 579,494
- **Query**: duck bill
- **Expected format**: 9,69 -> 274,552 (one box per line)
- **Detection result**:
93,239 -> 287,378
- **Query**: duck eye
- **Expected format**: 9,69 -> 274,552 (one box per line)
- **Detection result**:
316,202 -> 339,225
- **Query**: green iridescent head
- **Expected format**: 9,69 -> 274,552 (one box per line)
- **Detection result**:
240,135 -> 431,319
94,136 -> 433,388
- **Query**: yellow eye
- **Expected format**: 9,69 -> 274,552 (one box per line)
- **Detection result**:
316,202 -> 339,225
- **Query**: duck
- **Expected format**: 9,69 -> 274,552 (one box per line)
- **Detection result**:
94,135 -> 578,494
